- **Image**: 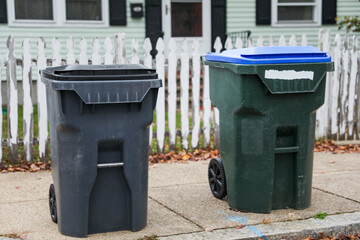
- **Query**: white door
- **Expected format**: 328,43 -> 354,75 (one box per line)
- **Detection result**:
162,0 -> 211,55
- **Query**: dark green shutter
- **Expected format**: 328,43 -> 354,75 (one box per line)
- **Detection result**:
211,0 -> 226,50
256,0 -> 271,25
145,0 -> 162,36
0,0 -> 7,23
145,0 -> 162,58
109,0 -> 127,26
322,0 -> 337,24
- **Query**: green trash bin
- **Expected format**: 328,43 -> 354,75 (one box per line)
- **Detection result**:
204,46 -> 333,213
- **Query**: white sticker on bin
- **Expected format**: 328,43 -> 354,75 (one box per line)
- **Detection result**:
265,70 -> 314,80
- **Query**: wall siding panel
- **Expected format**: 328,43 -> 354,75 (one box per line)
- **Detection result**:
227,0 -> 360,47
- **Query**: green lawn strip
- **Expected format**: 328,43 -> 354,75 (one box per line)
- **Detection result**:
2,105 -> 39,139
151,110 -> 212,153
2,106 -> 41,163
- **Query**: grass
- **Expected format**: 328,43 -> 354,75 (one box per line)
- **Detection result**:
2,105 -> 39,139
314,212 -> 328,220
151,110 -> 213,153
2,105 -> 43,163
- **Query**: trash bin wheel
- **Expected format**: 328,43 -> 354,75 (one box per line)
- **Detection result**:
208,158 -> 227,199
49,184 -> 58,223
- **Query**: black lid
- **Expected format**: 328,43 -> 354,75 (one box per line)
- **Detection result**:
41,64 -> 157,81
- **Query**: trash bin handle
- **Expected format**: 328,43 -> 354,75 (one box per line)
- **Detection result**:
97,163 -> 124,168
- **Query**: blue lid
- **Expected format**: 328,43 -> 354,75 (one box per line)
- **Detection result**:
205,46 -> 331,64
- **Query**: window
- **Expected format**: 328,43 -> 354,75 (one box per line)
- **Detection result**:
271,0 -> 321,26
7,0 -> 108,27
66,0 -> 102,21
14,0 -> 53,20
171,0 -> 202,37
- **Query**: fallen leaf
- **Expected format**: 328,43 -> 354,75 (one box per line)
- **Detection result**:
229,207 -> 239,212
203,153 -> 210,159
318,232 -> 325,238
182,154 -> 191,160
30,164 -> 40,172
288,213 -> 297,220
262,218 -> 271,224
178,150 -> 187,157
194,149 -> 201,155
236,224 -> 246,229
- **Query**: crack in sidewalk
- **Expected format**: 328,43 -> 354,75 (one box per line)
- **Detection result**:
0,198 -> 47,205
150,182 -> 208,189
313,187 -> 360,204
157,212 -> 360,240
148,196 -> 204,229
314,169 -> 360,176
314,169 -> 360,174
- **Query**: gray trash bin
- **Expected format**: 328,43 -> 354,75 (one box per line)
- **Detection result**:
41,64 -> 162,237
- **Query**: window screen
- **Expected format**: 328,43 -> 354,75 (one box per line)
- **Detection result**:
15,0 -> 53,20
66,0 -> 102,21
276,0 -> 316,22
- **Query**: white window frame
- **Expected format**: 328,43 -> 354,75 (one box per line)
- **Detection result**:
7,0 -> 109,27
271,0 -> 322,27
162,0 -> 211,55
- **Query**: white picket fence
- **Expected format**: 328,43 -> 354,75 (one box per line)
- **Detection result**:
0,30 -> 359,163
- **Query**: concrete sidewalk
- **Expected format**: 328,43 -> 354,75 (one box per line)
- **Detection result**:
0,152 -> 359,239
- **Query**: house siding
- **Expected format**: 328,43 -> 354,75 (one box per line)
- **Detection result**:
1,0 -> 359,62
227,0 -> 360,47
0,0 -> 145,62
